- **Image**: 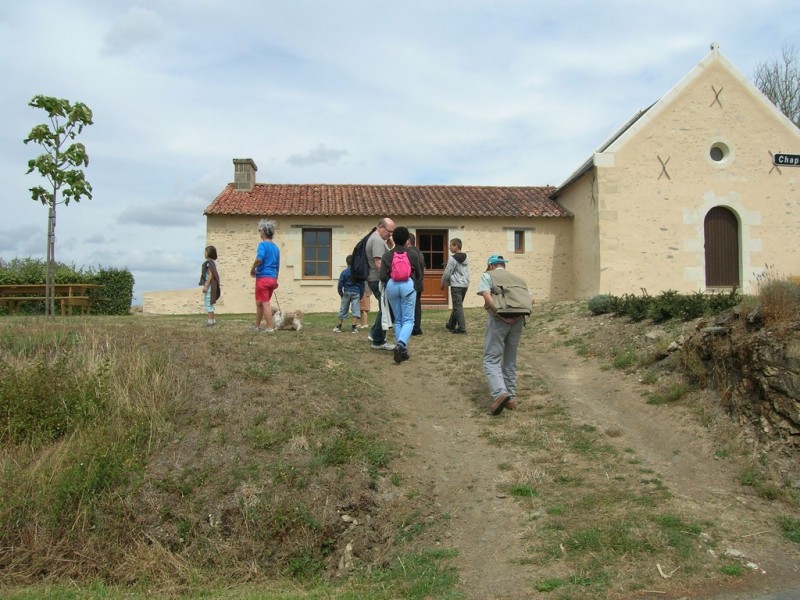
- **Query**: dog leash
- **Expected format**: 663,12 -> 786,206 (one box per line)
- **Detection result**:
272,291 -> 282,313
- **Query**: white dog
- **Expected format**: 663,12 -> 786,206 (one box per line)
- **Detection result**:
271,307 -> 304,331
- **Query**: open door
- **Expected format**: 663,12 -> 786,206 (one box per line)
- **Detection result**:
415,229 -> 449,305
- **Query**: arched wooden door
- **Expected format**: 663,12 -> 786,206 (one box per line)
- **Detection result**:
704,206 -> 740,288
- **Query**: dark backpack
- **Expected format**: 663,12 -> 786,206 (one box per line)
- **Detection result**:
488,269 -> 532,317
390,251 -> 412,282
350,227 -> 377,283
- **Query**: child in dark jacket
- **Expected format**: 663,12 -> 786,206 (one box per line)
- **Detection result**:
199,245 -> 221,327
335,255 -> 366,333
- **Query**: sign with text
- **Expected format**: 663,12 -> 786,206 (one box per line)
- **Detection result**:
773,153 -> 800,166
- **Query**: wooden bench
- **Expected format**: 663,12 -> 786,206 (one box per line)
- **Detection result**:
0,284 -> 101,316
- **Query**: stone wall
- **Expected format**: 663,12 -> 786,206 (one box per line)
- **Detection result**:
684,313 -> 800,450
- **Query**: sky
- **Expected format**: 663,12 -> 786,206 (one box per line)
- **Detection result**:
0,1 -> 797,304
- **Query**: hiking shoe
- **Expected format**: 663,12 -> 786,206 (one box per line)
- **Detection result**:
393,343 -> 404,364
490,392 -> 511,416
401,346 -> 410,361
333,325 -> 342,332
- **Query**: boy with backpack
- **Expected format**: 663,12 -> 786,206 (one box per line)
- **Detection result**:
334,255 -> 365,333
477,255 -> 533,415
379,226 -> 425,364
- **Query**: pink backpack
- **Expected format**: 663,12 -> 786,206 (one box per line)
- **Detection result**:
391,251 -> 412,282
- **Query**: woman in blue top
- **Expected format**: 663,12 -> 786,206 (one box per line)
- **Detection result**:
250,219 -> 280,333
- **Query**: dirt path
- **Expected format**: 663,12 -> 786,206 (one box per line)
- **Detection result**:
372,314 -> 800,599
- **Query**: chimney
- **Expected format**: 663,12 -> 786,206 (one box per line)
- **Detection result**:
233,158 -> 258,191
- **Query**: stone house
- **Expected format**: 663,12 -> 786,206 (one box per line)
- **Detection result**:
143,46 -> 800,315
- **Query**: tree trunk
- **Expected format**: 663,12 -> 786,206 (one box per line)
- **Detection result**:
46,200 -> 56,317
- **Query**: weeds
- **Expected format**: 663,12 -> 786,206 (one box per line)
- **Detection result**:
611,346 -> 637,370
646,382 -> 691,405
739,464 -> 782,501
755,265 -> 800,325
2,300 -> 798,600
778,515 -> 800,543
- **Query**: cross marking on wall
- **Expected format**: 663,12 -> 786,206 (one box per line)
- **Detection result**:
710,85 -> 723,108
657,155 -> 671,180
768,150 -> 782,175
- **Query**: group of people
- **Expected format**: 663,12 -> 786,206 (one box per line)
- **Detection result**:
199,217 -> 529,415
336,217 -> 528,414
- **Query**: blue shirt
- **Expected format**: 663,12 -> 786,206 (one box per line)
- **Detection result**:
255,240 -> 280,278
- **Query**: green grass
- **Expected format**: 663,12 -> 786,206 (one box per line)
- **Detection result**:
778,515 -> 800,543
646,382 -> 691,405
611,346 -> 638,370
1,304 -> 793,599
739,465 -> 783,501
510,483 -> 539,498
720,563 -> 743,576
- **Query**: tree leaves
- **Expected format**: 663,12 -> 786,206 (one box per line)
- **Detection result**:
24,96 -> 93,207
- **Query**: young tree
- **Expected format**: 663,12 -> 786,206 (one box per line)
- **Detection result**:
24,95 -> 93,316
753,44 -> 800,128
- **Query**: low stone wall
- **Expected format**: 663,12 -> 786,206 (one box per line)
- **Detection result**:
143,288 -> 228,315
684,312 -> 800,450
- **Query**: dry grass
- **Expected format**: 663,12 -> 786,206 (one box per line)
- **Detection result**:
2,293 -> 799,598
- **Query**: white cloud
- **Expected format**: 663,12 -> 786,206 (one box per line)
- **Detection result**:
101,7 -> 164,56
287,144 -> 349,167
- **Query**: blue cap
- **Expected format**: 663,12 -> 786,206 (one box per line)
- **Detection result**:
486,254 -> 508,266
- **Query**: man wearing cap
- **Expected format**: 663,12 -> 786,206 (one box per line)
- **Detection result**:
477,255 -> 528,415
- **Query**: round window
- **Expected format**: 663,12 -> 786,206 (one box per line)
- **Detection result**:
710,142 -> 729,163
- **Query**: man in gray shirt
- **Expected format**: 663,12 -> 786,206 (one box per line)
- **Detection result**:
366,217 -> 396,350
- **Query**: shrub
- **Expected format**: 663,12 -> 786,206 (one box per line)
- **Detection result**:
706,288 -> 741,315
758,279 -> 800,325
648,290 -> 681,322
0,257 -> 133,316
588,294 -> 615,315
617,293 -> 651,322
88,267 -> 135,316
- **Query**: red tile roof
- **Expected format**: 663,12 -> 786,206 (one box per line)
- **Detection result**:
204,183 -> 572,218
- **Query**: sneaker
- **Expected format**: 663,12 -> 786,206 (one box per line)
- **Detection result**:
367,334 -> 374,342
333,325 -> 342,332
380,342 -> 396,351
204,322 -> 216,327
351,326 -> 358,334
445,323 -> 454,331
359,324 -> 370,329
451,329 -> 467,334
489,392 -> 511,416
249,325 -> 260,333
263,328 -> 275,334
